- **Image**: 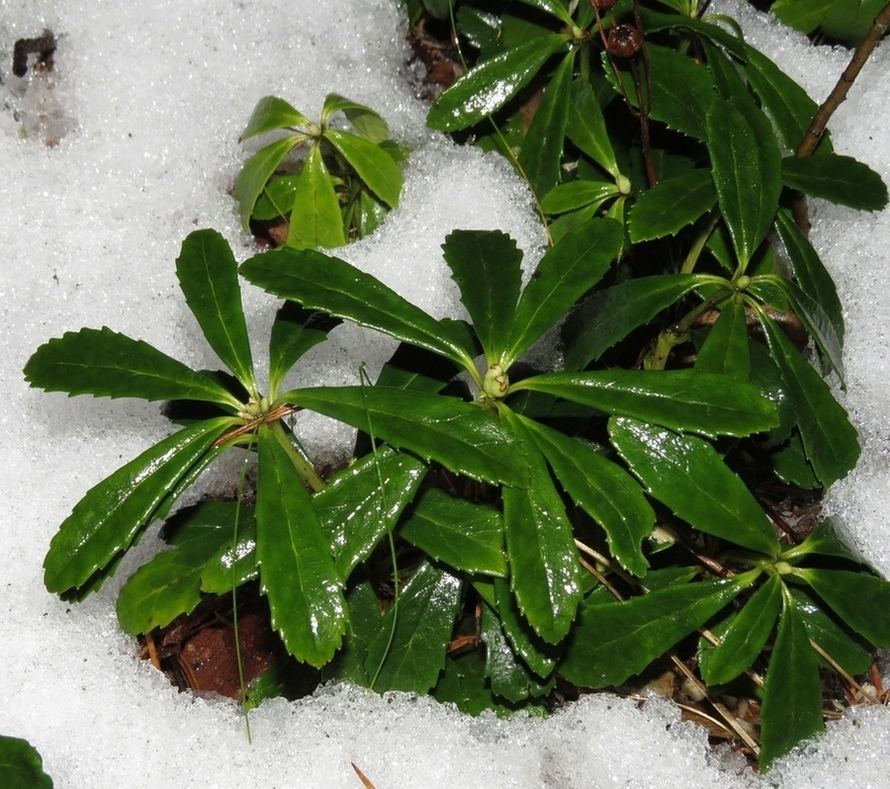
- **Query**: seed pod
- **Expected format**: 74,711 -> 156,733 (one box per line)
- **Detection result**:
606,24 -> 643,58
590,0 -> 619,9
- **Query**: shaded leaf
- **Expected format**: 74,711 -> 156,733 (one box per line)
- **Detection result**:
233,135 -> 304,229
287,143 -> 346,249
322,93 -> 389,143
781,153 -> 888,211
324,129 -> 403,208
540,179 -> 620,214
694,295 -> 750,380
565,78 -> 619,177
491,577 -> 561,677
628,169 -> 716,242
268,303 -> 340,399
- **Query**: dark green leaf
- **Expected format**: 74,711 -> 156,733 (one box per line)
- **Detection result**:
701,39 -> 749,102
328,581 -> 380,685
176,230 -> 256,392
268,304 -> 340,399
324,129 -> 403,208
23,327 -> 240,410
400,489 -> 507,577
759,596 -> 824,770
516,0 -> 573,24
563,274 -> 701,369
640,8 -> 748,60
505,217 -> 623,367
256,426 -> 346,667
756,308 -> 859,487
566,78 -> 619,177
241,246 -> 476,366
610,418 -> 781,556
521,368 -> 778,438
43,418 -> 232,594
491,577 -> 561,677
707,96 -> 783,266
785,517 -> 863,564
781,153 -> 888,211
702,573 -> 781,685
539,180 -> 620,214
287,143 -> 346,249
442,229 -> 522,364
520,416 -> 654,577
252,174 -> 300,220
365,561 -> 462,692
322,93 -> 389,143
560,576 -> 747,687
0,735 -> 54,789
286,386 -> 529,487
694,295 -> 750,380
233,135 -> 304,229
240,95 -> 310,140
770,431 -> 820,489
501,410 -> 583,644
200,519 -> 258,594
427,34 -> 570,131
628,169 -> 717,242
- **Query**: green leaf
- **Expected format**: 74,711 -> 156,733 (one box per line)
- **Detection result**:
781,153 -> 888,211
0,735 -> 54,789
116,503 -> 234,634
797,567 -> 890,648
364,561 -> 462,692
400,489 -> 507,577
539,180 -> 620,214
328,581 -> 379,685
321,93 -> 389,143
255,426 -> 346,667
23,327 -> 240,409
560,575 -> 747,687
176,229 -> 256,393
702,574 -> 781,685
707,96 -> 783,266
610,418 -> 781,556
315,446 -> 427,577
233,135 -> 304,229
516,0 -> 573,24
490,577 -> 561,677
755,308 -> 859,487
442,229 -> 522,364
427,33 -> 570,131
701,39 -> 750,102
518,49 -> 575,197
241,246 -> 476,367
628,169 -> 717,242
268,303 -> 340,399
521,368 -> 778,438
324,129 -> 403,208
240,95 -> 310,140
287,143 -> 346,249
501,410 -> 583,644
252,174 -> 300,220
759,596 -> 824,770
43,418 -> 233,594
786,517 -> 863,564
504,217 -> 623,367
287,386 -> 529,487
563,274 -> 701,369
694,295 -> 750,380
520,416 -> 654,577
565,78 -> 619,177
199,514 -> 259,594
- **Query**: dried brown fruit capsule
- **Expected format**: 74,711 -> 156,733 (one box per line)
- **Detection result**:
606,24 -> 643,58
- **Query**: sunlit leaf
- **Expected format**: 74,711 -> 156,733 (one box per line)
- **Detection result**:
233,135 -> 304,229
287,143 -> 346,249
322,93 -> 389,143
240,95 -> 310,140
324,129 -> 403,208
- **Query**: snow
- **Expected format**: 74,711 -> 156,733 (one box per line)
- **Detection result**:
1,0 -> 888,786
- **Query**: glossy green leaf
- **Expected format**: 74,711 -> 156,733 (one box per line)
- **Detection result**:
771,432 -> 821,489
330,580 -> 380,685
560,576 -> 747,687
701,39 -> 749,102
233,135 -> 304,229
518,49 -> 575,197
797,567 -> 890,648
707,96 -> 782,266
322,93 -> 389,143
43,418 -> 233,594
539,180 -> 619,214
773,0 -> 885,45
785,517 -> 863,564
256,426 -> 346,667
400,489 -> 507,577
0,735 -> 54,789
442,229 -> 522,364
116,504 -> 234,634
501,410 -> 582,644
427,34 -> 570,131
324,129 -> 402,208
628,169 -> 716,242
481,601 -> 555,702
252,174 -> 300,220
199,517 -> 258,594
365,561 -> 462,692
781,153 -> 888,211
268,304 -> 339,399
610,418 -> 781,556
241,246 -> 476,366
694,295 -> 750,380
756,308 -> 859,487
565,78 -> 619,177
505,217 -> 623,367
520,416 -> 653,577
774,209 -> 844,348
759,597 -> 824,770
743,44 -> 830,154
287,143 -> 346,249
240,95 -> 310,140
491,577 -> 561,677
316,446 -> 427,577
640,8 -> 748,60
703,574 -> 781,685
563,274 -> 701,369
23,327 -> 241,410
516,0 -> 573,24
287,386 -> 529,487
176,229 -> 256,393
521,368 -> 778,438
